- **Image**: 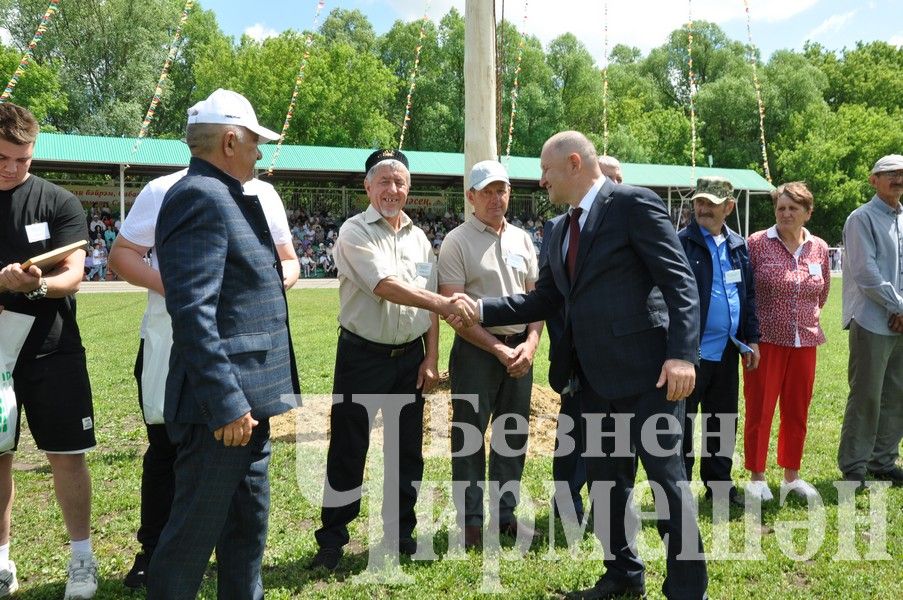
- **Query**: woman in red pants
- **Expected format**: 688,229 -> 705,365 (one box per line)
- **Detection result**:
744,182 -> 830,501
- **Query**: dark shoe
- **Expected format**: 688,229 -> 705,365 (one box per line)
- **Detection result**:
565,576 -> 647,599
867,466 -> 903,487
704,486 -> 745,507
463,525 -> 482,550
842,472 -> 866,486
308,546 -> 343,571
398,537 -> 417,556
123,552 -> 148,589
498,520 -> 535,540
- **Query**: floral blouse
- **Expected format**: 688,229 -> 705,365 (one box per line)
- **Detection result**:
748,226 -> 830,347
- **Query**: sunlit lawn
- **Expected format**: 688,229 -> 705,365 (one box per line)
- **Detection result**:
7,284 -> 901,598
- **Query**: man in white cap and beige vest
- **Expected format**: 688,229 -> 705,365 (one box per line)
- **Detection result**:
439,160 -> 542,549
838,153 -> 903,487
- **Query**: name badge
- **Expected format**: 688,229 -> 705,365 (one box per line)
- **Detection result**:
808,263 -> 822,277
25,222 -> 51,243
724,269 -> 742,284
505,252 -> 527,273
416,262 -> 433,278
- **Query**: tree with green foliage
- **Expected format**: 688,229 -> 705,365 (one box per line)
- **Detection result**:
1,0 -> 187,135
0,45 -> 67,125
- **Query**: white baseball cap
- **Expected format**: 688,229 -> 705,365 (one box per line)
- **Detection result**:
468,160 -> 510,191
186,89 -> 280,142
871,154 -> 903,174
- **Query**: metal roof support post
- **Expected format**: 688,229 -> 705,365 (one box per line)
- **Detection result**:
745,189 -> 750,238
119,164 -> 126,219
342,186 -> 348,218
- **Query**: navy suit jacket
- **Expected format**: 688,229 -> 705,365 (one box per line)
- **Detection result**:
483,179 -> 700,399
155,158 -> 300,430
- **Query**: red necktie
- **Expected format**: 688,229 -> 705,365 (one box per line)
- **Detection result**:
567,207 -> 583,280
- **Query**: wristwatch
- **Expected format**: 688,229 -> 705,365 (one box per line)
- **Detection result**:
24,277 -> 48,300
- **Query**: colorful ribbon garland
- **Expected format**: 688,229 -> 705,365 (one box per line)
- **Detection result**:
601,1 -> 609,156
133,0 -> 195,148
687,1 -> 698,186
398,1 -> 432,151
268,0 -> 327,175
503,1 -> 528,161
0,0 -> 61,103
744,0 -> 772,183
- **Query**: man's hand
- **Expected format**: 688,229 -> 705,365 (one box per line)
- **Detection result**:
656,358 -> 696,401
442,293 -> 477,327
889,314 -> 903,333
506,340 -> 537,378
213,412 -> 258,447
0,263 -> 42,294
742,343 -> 761,370
417,357 -> 439,393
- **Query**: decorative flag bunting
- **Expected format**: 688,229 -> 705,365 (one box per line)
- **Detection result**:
268,0 -> 327,175
743,0 -> 772,183
398,1 -> 432,151
503,1 -> 528,162
0,0 -> 61,103
687,1 -> 698,186
601,1 -> 610,156
133,0 -> 195,154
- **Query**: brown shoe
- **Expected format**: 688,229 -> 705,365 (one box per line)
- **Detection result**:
498,520 -> 535,541
464,525 -> 482,549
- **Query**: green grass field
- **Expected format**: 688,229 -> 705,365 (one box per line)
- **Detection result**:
8,285 -> 901,598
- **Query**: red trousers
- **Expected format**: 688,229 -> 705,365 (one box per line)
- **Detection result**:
742,342 -> 817,472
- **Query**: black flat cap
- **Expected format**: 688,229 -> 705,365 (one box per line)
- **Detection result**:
365,148 -> 409,173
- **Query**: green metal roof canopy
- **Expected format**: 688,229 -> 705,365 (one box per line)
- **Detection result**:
33,132 -> 773,192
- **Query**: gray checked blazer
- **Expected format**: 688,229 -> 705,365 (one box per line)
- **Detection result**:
155,157 -> 300,430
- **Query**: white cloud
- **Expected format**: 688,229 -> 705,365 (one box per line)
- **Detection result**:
806,10 -> 857,40
378,0 -> 822,66
890,34 -> 903,47
244,23 -> 279,42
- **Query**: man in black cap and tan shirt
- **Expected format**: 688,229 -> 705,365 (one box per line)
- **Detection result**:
439,160 -> 542,549
310,149 -> 476,571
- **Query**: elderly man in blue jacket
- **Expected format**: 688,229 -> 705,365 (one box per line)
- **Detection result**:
149,89 -> 300,600
678,176 -> 760,507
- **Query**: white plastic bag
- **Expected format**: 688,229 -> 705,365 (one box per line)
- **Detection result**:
0,310 -> 36,452
141,291 -> 173,425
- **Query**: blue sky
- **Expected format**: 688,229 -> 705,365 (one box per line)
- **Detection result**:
201,0 -> 902,63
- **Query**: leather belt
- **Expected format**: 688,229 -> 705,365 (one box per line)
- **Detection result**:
339,327 -> 422,358
492,330 -> 528,347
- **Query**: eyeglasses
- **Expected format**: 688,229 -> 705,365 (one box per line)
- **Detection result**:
879,170 -> 903,179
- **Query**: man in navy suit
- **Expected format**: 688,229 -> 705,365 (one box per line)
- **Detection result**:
475,132 -> 707,599
547,155 -> 624,524
148,89 -> 300,600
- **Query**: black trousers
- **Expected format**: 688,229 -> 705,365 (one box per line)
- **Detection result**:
579,375 -> 708,599
552,389 -> 588,520
134,340 -> 177,556
314,332 -> 426,549
682,345 -> 739,494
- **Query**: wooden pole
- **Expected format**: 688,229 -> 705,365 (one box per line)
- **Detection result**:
463,0 -> 497,218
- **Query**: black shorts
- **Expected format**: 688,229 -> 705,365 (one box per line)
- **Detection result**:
11,351 -> 96,453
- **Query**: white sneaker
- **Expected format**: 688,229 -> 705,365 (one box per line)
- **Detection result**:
64,555 -> 98,599
745,480 -> 774,501
781,478 -> 819,500
0,560 -> 18,597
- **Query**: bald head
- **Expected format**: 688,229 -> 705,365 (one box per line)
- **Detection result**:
598,155 -> 623,184
539,131 -> 603,207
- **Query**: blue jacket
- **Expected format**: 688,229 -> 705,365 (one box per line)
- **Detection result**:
156,157 -> 300,430
678,219 -> 760,349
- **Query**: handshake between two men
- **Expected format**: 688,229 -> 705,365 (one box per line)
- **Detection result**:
439,292 -> 479,328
